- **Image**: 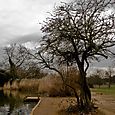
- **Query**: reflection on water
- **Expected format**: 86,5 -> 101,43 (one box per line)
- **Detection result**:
0,90 -> 38,115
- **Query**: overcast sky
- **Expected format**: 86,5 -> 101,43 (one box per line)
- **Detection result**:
0,0 -> 114,67
0,0 -> 68,47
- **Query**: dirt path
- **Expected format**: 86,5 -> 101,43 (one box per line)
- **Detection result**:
31,94 -> 115,115
92,92 -> 115,115
30,97 -> 71,115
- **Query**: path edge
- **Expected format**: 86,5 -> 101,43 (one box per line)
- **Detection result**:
30,97 -> 41,115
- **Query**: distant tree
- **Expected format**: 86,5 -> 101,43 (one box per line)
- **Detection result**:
0,69 -> 12,86
25,61 -> 47,79
95,75 -> 103,88
3,44 -> 31,79
2,44 -> 47,79
111,75 -> 115,83
88,69 -> 104,88
105,66 -> 114,88
37,0 -> 115,110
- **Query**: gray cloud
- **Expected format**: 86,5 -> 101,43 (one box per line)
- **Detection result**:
11,33 -> 41,44
0,0 -> 68,47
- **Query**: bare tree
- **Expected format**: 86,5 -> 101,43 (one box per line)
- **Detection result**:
37,0 -> 115,110
3,44 -> 31,79
3,44 -> 46,79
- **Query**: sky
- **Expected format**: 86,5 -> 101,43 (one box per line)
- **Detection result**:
0,0 -> 114,68
0,0 -> 68,47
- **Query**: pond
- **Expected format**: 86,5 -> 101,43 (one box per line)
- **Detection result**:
0,90 -> 38,115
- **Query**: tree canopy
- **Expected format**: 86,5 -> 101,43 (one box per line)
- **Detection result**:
40,0 -> 115,72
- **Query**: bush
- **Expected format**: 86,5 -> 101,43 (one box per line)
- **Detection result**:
38,67 -> 80,97
38,75 -> 63,96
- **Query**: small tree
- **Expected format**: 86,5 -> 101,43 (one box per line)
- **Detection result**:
38,0 -> 115,111
3,44 -> 31,79
25,61 -> 47,79
88,69 -> 104,88
105,66 -> 114,88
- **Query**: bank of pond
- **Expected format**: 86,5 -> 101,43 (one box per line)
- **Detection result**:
0,78 -> 45,115
2,76 -> 72,97
0,77 -> 64,115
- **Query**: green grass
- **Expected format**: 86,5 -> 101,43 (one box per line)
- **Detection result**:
91,85 -> 115,96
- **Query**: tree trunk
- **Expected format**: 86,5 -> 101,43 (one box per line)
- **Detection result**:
9,57 -> 17,79
108,75 -> 111,88
79,69 -> 91,110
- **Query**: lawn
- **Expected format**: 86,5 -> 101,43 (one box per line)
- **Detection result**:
91,85 -> 115,96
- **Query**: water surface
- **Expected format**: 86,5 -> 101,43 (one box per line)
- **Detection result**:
0,90 -> 38,115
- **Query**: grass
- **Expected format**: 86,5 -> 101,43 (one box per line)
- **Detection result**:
91,85 -> 115,96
